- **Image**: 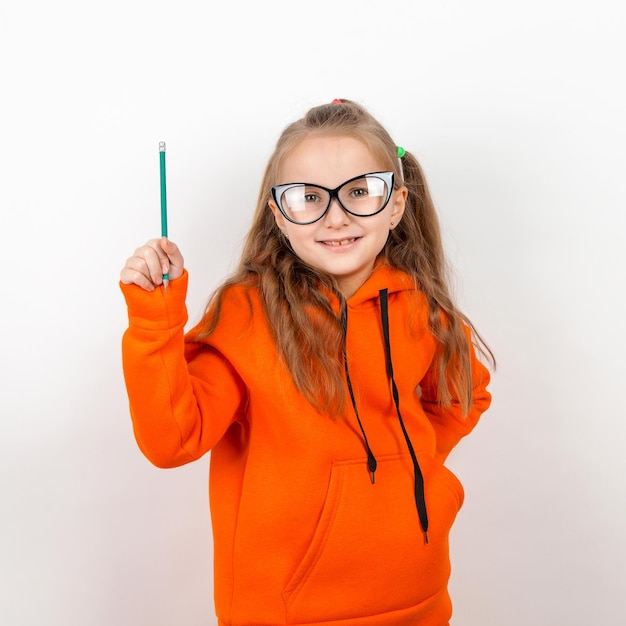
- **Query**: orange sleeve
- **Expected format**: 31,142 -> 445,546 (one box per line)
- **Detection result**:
120,271 -> 247,468
419,324 -> 492,462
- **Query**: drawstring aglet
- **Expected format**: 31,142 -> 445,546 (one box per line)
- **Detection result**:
367,452 -> 377,485
423,531 -> 429,545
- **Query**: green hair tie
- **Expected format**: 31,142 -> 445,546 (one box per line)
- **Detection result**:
397,146 -> 406,158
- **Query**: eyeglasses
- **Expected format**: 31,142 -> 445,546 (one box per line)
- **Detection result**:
271,171 -> 395,225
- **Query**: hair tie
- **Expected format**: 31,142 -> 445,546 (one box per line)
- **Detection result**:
331,98 -> 342,104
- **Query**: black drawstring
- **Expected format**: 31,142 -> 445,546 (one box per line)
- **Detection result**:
379,289 -> 429,544
341,293 -> 429,544
341,302 -> 378,484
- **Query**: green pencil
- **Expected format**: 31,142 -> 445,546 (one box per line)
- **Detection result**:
159,141 -> 169,290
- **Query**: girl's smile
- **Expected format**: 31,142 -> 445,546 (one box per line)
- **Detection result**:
318,236 -> 361,247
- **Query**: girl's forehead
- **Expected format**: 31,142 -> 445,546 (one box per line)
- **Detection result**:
278,135 -> 386,186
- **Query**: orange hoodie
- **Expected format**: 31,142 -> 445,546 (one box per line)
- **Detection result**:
121,266 -> 491,626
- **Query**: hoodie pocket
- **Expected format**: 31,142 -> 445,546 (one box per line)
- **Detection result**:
282,453 -> 463,624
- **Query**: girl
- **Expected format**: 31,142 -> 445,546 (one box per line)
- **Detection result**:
120,99 -> 494,626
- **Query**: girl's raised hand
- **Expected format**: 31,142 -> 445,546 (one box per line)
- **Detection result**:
120,237 -> 184,291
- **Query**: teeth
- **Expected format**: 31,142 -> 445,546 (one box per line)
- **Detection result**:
323,238 -> 356,246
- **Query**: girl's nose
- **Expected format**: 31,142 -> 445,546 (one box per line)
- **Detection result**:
323,198 -> 350,227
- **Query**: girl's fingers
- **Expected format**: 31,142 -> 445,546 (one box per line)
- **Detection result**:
120,239 -> 185,290
121,242 -> 164,289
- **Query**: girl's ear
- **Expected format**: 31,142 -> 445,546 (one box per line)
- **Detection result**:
390,185 -> 408,229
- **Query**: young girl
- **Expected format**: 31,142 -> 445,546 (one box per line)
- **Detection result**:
120,99 -> 493,626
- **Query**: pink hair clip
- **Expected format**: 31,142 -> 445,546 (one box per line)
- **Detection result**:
331,98 -> 342,104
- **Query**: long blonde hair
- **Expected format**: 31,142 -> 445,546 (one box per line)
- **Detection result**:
193,100 -> 494,415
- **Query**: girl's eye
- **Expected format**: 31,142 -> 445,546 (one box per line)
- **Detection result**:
304,193 -> 322,203
349,187 -> 368,198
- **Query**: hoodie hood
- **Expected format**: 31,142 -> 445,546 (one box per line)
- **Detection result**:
346,264 -> 417,308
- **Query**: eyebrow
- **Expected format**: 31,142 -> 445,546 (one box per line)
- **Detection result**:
275,171 -> 390,189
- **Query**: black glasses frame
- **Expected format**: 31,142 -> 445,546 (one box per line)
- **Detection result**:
271,171 -> 395,225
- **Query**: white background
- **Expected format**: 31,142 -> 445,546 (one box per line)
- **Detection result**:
1,1 -> 625,624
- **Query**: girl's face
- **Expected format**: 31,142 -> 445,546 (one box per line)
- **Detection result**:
269,135 -> 407,298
